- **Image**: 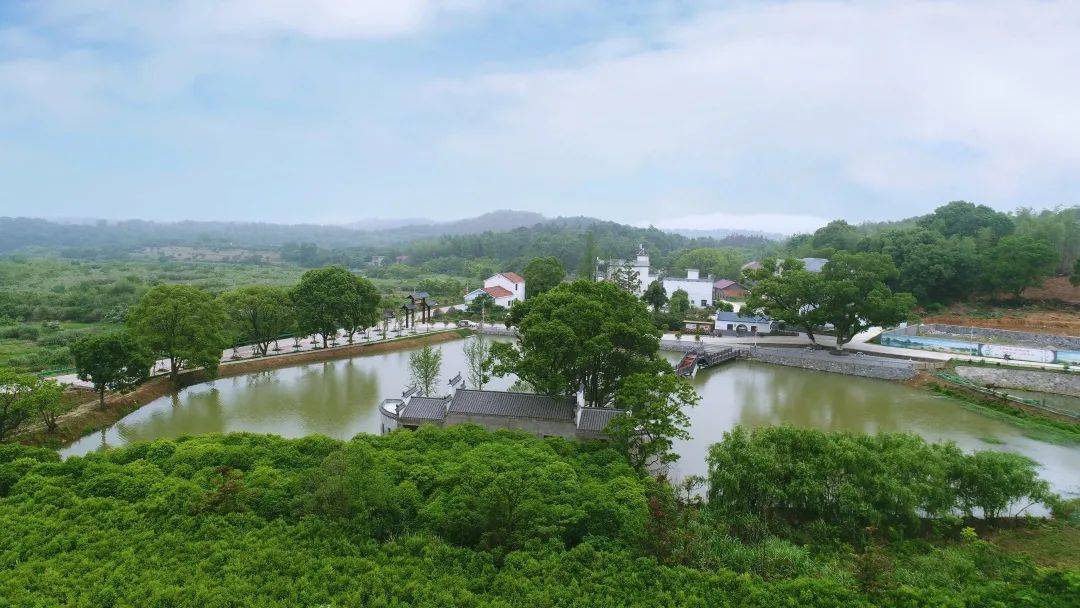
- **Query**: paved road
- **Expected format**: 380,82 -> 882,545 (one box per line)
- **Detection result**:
51,322 -> 462,388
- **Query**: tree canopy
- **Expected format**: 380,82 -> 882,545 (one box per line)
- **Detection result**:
523,256 -> 566,298
70,331 -> 154,410
641,280 -> 668,312
492,280 -> 663,406
127,284 -> 228,381
290,266 -> 379,346
218,285 -> 295,355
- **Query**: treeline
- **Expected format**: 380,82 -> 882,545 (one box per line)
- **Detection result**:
785,202 -> 1079,307
0,427 -> 1072,606
287,218 -> 776,279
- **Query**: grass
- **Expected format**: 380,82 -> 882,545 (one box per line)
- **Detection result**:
988,520 -> 1080,569
978,435 -> 1005,445
926,383 -> 1080,444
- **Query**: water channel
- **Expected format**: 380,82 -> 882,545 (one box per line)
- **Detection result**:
61,337 -> 1080,499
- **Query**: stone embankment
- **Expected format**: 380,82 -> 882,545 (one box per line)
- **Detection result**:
955,366 -> 1080,397
747,347 -> 920,381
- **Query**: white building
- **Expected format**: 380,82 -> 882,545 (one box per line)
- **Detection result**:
662,269 -> 714,308
463,272 -> 526,308
715,311 -> 773,335
599,245 -> 714,307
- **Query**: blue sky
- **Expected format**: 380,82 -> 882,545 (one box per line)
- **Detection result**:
1,1 -> 1078,233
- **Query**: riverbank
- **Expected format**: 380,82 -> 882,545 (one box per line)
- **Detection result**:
19,328 -> 471,447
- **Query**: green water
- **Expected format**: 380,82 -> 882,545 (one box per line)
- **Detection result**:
61,338 -> 1080,499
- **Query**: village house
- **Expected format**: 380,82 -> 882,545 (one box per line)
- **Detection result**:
463,272 -> 526,308
713,279 -> 747,300
715,311 -> 773,336
380,386 -> 624,441
598,245 -> 714,307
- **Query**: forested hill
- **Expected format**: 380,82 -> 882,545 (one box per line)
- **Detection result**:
0,210 -> 546,254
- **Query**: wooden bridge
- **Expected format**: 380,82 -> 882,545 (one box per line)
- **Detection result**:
676,346 -> 745,377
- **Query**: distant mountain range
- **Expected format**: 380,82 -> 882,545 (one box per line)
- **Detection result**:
0,210 -> 781,255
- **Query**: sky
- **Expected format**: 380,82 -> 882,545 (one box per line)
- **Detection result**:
1,0 -> 1078,233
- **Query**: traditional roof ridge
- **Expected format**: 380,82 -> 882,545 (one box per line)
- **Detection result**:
483,285 -> 514,298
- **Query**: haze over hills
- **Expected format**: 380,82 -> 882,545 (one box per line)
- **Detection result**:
0,210 -> 783,256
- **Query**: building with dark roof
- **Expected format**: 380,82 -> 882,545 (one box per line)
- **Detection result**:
380,387 -> 624,440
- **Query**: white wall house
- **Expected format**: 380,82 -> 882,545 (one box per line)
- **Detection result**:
464,272 -> 526,308
662,269 -> 714,308
598,246 -> 715,307
715,311 -> 773,335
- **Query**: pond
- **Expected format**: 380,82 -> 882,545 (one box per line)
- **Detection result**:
61,338 -> 1080,499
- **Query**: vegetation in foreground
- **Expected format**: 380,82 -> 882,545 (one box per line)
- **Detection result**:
0,426 -> 1074,607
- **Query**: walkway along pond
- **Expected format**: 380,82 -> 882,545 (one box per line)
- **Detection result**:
60,336 -> 1080,501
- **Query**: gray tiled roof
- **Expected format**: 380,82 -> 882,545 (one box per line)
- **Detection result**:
716,311 -> 772,324
448,389 -> 576,421
576,407 -> 625,432
400,396 -> 448,421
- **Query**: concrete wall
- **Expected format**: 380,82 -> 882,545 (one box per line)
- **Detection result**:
663,277 -> 713,307
955,366 -> 1080,398
747,347 -> 918,380
924,324 -> 1080,351
444,412 -> 579,439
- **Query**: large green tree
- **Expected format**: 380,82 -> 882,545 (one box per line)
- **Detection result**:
607,372 -> 700,471
218,286 -> 296,355
743,259 -> 827,345
668,289 -> 690,317
522,256 -> 566,298
641,280 -> 668,312
918,200 -> 1014,240
492,280 -> 663,406
816,252 -> 915,351
291,266 -> 378,346
70,331 -> 154,410
127,284 -> 228,381
877,229 -> 980,305
980,234 -> 1056,299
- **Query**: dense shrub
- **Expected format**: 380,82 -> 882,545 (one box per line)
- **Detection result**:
707,426 -> 1054,542
0,428 -> 1075,607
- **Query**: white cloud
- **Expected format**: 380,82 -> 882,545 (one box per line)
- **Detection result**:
441,0 -> 1080,217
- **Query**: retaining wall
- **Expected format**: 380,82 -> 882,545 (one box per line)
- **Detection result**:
924,324 -> 1080,351
747,347 -> 918,380
955,366 -> 1080,398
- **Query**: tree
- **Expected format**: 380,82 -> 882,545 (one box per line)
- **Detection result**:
291,266 -> 373,347
641,280 -> 668,312
816,252 -> 915,351
810,220 -> 860,252
30,378 -> 63,433
217,286 -> 296,356
70,332 -> 154,410
127,285 -> 228,382
743,259 -> 827,345
577,230 -> 597,280
668,289 -> 690,317
341,277 -> 381,343
522,257 -> 566,298
408,344 -> 443,397
491,280 -> 663,406
1072,257 -> 1080,286
877,229 -> 980,306
0,368 -> 46,440
462,335 -> 492,390
607,372 -> 700,471
670,248 -> 745,280
980,235 -> 1056,299
611,261 -> 642,293
467,292 -> 497,319
918,200 -> 1014,240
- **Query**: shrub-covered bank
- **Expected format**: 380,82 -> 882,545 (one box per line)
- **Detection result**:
0,426 -> 1075,607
